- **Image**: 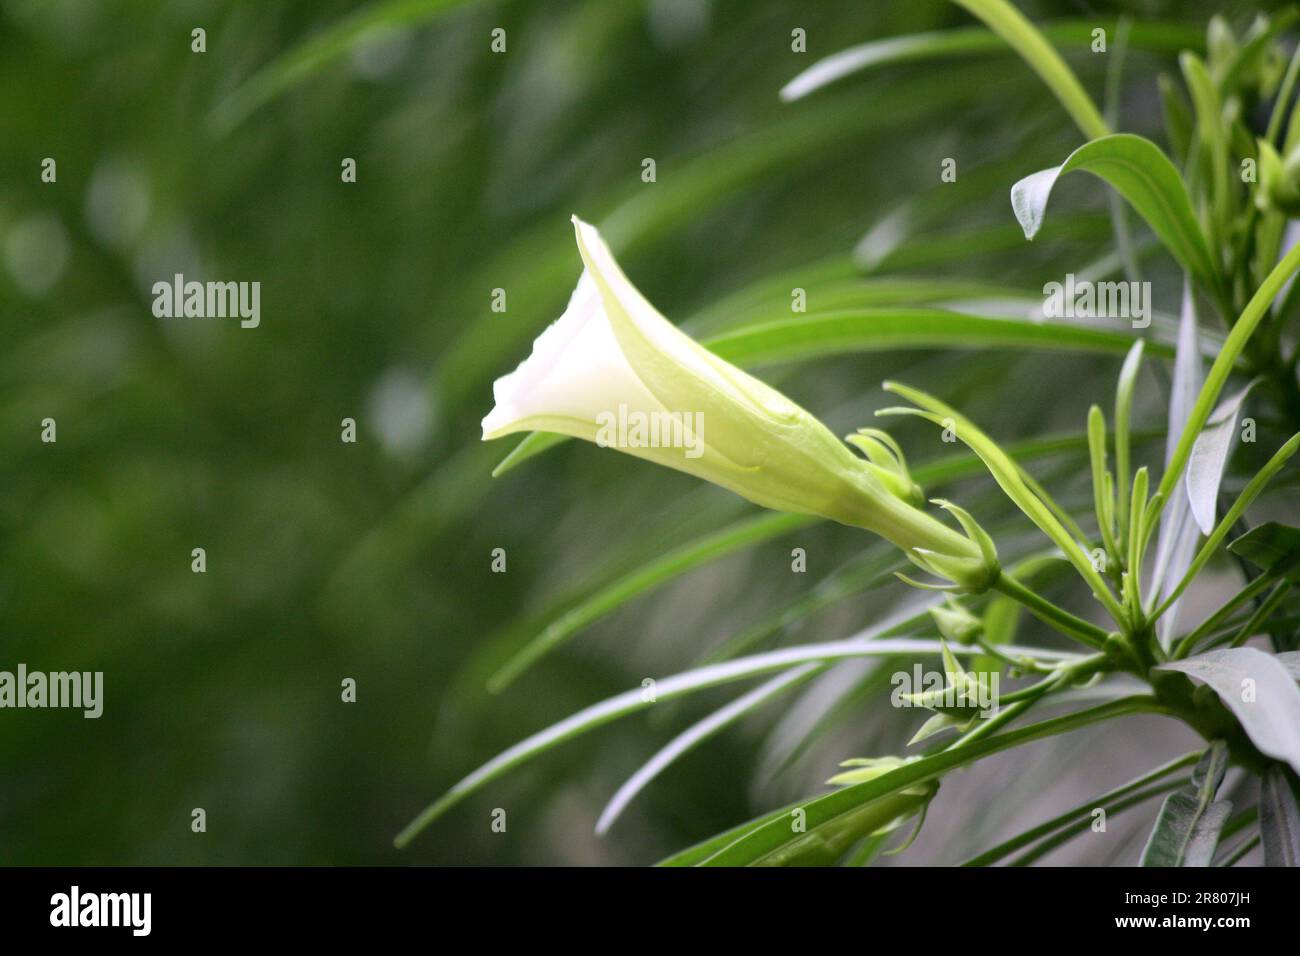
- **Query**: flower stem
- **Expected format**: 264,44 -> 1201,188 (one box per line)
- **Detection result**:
992,573 -> 1111,650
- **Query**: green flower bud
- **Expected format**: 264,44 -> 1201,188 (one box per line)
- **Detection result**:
930,597 -> 984,645
482,217 -> 998,588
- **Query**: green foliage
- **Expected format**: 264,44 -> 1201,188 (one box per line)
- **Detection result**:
7,0 -> 1300,867
414,1 -> 1300,867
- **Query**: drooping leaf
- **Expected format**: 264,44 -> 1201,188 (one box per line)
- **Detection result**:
1157,649 -> 1300,776
1011,136 -> 1218,290
1140,742 -> 1233,866
1259,765 -> 1300,866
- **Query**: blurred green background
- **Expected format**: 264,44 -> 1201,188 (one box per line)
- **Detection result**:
0,0 -> 1284,864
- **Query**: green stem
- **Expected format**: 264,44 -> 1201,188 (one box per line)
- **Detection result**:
993,573 -> 1111,650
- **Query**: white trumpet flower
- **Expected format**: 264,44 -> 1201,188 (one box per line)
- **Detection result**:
482,217 -> 997,590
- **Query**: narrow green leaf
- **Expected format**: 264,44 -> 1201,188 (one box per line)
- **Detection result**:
880,381 -> 1124,621
1140,742 -> 1233,866
492,431 -> 568,477
394,637 -> 1083,847
949,0 -> 1109,139
696,697 -> 1165,865
1181,52 -> 1233,250
595,664 -> 823,836
657,803 -> 799,867
1011,135 -> 1218,290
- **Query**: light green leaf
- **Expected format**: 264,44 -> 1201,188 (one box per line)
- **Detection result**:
1011,135 -> 1218,290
